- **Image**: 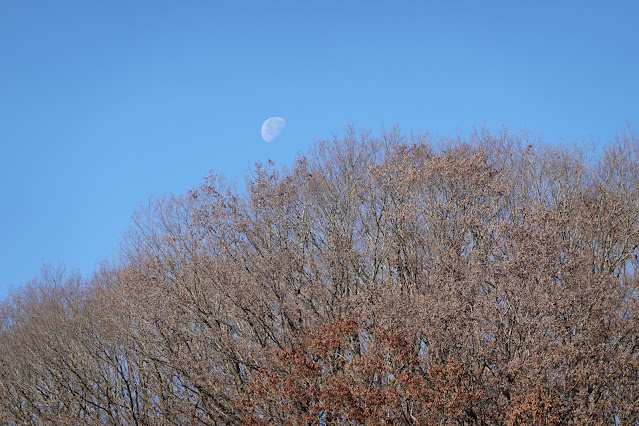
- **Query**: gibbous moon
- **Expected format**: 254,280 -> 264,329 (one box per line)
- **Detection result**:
261,117 -> 286,142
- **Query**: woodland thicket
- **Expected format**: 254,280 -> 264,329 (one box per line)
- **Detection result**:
1,127 -> 638,424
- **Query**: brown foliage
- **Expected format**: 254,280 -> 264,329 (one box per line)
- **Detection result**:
506,384 -> 560,425
241,317 -> 481,425
1,125 -> 638,424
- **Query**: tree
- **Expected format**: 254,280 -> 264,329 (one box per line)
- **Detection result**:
1,125 -> 638,424
241,317 -> 482,425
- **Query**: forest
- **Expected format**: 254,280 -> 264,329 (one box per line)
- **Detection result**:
1,126 -> 638,424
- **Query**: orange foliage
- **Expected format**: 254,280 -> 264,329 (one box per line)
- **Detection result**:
506,384 -> 560,425
241,318 -> 482,425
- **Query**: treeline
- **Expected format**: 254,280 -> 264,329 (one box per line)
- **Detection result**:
1,126 -> 638,424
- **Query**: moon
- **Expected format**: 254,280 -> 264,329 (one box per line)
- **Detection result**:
261,117 -> 286,142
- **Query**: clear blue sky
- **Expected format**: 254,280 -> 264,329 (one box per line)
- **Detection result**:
1,1 -> 638,299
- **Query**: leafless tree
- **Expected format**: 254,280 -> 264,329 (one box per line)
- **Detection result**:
1,125 -> 637,424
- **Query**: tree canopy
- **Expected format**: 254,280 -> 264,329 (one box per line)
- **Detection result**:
1,126 -> 638,424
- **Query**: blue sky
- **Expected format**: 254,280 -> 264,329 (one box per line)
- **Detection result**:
1,1 -> 638,299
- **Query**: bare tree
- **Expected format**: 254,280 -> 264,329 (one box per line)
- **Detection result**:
1,125 -> 637,424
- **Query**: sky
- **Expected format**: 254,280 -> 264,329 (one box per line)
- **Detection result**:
1,1 -> 638,300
